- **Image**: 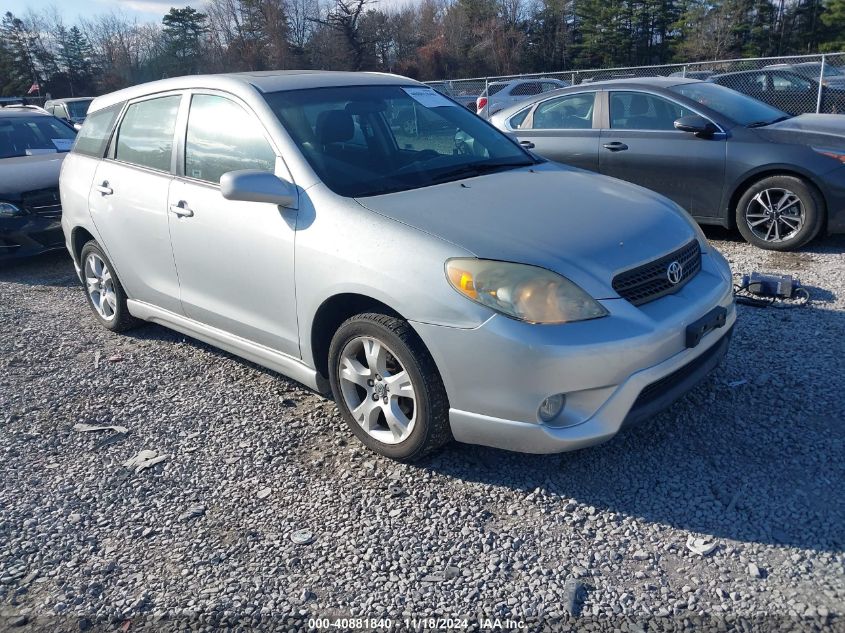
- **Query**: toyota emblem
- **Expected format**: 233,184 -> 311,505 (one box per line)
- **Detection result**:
666,261 -> 683,285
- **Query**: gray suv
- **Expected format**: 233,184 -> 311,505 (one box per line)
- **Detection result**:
45,97 -> 94,130
60,71 -> 735,460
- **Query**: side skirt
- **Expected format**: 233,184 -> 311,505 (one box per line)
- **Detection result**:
127,300 -> 330,394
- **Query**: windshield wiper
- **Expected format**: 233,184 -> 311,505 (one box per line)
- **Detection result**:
747,115 -> 792,128
428,161 -> 532,185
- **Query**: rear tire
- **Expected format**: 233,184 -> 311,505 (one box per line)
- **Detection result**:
735,175 -> 823,251
79,241 -> 139,332
328,313 -> 451,461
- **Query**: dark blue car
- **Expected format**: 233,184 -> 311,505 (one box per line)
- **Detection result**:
0,106 -> 76,261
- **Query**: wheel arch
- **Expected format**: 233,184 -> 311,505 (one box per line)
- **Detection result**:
309,293 -> 407,381
71,226 -> 97,266
727,167 -> 828,230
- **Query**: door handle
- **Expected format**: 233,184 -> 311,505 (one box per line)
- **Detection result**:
519,140 -> 536,149
95,182 -> 113,195
169,201 -> 194,218
602,142 -> 628,152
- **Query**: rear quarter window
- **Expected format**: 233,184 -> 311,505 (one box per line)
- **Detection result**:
72,103 -> 123,158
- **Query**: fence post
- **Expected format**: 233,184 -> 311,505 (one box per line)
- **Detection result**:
682,65 -> 687,78
816,55 -> 826,114
484,76 -> 489,119
571,71 -> 576,86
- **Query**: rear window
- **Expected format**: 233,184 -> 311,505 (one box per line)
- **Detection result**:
67,100 -> 92,119
482,83 -> 508,98
73,104 -> 122,158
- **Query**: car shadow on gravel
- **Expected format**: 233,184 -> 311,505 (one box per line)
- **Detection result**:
415,302 -> 845,555
0,251 -> 78,287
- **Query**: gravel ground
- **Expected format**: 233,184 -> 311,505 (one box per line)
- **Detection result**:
1,230 -> 844,632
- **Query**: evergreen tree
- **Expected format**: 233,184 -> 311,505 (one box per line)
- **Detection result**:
1,12 -> 39,94
162,6 -> 208,75
820,0 -> 845,50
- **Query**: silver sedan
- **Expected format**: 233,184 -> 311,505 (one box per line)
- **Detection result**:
60,71 -> 735,460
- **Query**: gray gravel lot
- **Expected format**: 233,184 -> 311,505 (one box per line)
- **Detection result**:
1,230 -> 844,632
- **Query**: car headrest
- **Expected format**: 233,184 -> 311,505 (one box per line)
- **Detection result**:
629,94 -> 650,116
316,110 -> 354,145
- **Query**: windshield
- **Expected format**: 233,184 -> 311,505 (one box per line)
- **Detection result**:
668,82 -> 788,126
264,85 -> 534,197
66,100 -> 92,119
0,115 -> 77,158
792,63 -> 843,77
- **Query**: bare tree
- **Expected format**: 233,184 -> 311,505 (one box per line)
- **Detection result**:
309,0 -> 375,70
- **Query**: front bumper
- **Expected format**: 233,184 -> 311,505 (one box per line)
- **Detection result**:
0,215 -> 64,261
411,251 -> 735,454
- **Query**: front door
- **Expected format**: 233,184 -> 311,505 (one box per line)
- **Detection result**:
598,90 -> 726,219
167,92 -> 300,357
87,93 -> 183,313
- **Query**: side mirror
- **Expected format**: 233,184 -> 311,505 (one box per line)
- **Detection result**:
674,115 -> 719,137
220,170 -> 296,208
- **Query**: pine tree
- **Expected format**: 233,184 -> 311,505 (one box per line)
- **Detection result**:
820,0 -> 845,50
162,6 -> 208,75
57,25 -> 95,96
1,12 -> 40,94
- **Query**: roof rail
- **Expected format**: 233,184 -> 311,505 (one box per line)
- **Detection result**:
0,104 -> 49,114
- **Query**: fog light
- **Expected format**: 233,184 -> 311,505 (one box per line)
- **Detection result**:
538,394 -> 566,422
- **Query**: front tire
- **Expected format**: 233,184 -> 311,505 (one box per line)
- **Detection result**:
80,241 -> 139,332
328,313 -> 451,461
735,175 -> 823,251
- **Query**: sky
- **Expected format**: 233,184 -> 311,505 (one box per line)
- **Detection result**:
3,0 -> 196,23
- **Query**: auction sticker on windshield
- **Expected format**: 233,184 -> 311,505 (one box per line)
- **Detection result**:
403,87 -> 456,108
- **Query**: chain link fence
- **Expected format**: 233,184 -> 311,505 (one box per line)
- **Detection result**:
427,52 -> 845,118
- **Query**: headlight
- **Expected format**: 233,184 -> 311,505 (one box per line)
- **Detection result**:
0,202 -> 24,218
446,258 -> 608,324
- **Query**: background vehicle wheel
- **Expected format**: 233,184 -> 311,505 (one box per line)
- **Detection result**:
80,241 -> 139,332
735,175 -> 823,251
328,313 -> 451,461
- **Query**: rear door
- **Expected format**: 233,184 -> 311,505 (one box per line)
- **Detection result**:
167,91 -> 300,357
510,91 -> 600,171
599,90 -> 726,218
87,93 -> 183,313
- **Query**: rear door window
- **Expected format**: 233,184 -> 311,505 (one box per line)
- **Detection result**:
114,95 -> 181,172
510,82 -> 542,97
772,73 -> 811,91
530,93 -> 595,129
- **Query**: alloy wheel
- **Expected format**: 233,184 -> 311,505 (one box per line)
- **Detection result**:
84,253 -> 117,321
337,336 -> 416,445
745,187 -> 805,243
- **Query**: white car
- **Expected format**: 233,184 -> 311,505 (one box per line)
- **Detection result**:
477,78 -> 569,118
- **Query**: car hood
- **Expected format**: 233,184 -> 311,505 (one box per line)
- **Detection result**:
753,114 -> 845,149
355,163 -> 699,299
0,153 -> 66,199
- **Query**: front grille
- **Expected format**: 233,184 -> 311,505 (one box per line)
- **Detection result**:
21,188 -> 62,218
0,238 -> 21,254
612,240 -> 701,306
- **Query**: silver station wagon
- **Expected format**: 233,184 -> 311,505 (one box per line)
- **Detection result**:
60,71 -> 736,461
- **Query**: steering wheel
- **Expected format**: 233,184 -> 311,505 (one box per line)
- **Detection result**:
413,149 -> 440,161
391,152 -> 453,176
